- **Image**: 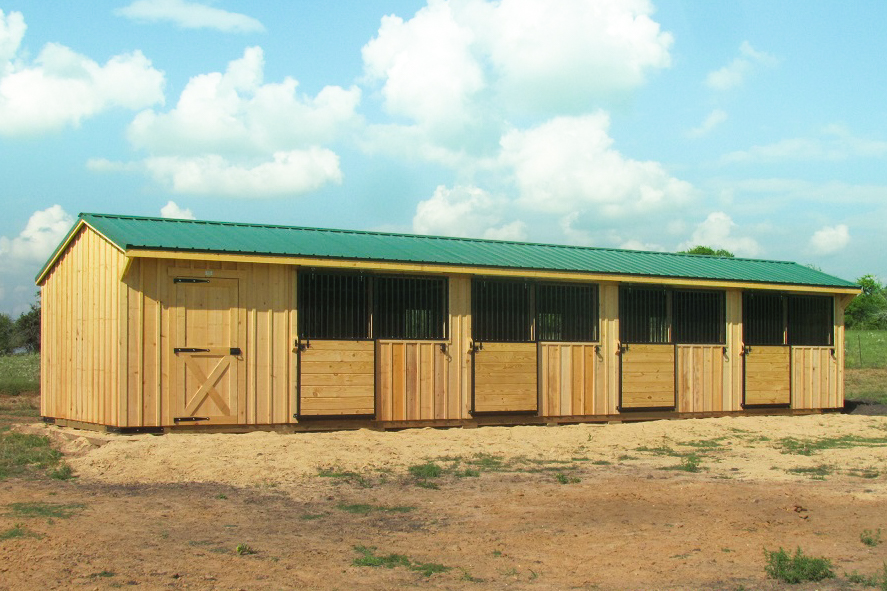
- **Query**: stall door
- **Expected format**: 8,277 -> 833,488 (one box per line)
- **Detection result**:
171,277 -> 243,425
743,345 -> 791,406
298,340 -> 375,417
619,344 -> 676,410
472,342 -> 538,413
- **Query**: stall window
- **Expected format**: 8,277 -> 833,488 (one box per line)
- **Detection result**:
374,276 -> 447,340
619,287 -> 669,344
472,279 -> 532,342
788,295 -> 833,346
536,283 -> 599,342
743,293 -> 834,346
673,290 -> 725,344
298,272 -> 370,340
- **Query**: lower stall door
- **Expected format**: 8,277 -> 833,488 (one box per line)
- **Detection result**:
298,340 -> 375,417
743,345 -> 791,406
473,342 -> 538,413
620,344 -> 676,410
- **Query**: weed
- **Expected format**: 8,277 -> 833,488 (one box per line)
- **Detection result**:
455,468 -> 480,478
785,465 -> 833,479
680,437 -> 727,449
763,547 -> 834,583
234,543 -> 256,555
591,460 -> 612,465
0,523 -> 41,540
617,454 -> 637,461
352,545 -> 450,577
847,571 -> 879,586
215,493 -> 228,500
777,435 -> 887,456
555,472 -> 580,484
409,462 -> 443,479
660,453 -> 703,473
416,480 -> 440,490
49,464 -> 74,480
336,503 -> 413,515
5,501 -> 84,520
492,550 -> 503,557
317,467 -> 373,488
861,528 -> 883,547
848,467 -> 880,479
635,444 -> 681,457
467,453 -> 507,471
0,431 -> 65,479
459,567 -> 484,582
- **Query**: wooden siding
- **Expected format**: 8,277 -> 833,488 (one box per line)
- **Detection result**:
620,344 -> 675,409
473,342 -> 537,413
724,290 -> 743,412
121,260 -> 295,427
743,346 -> 791,406
792,347 -> 839,409
376,341 -> 449,420
299,340 -> 374,416
40,226 -> 126,426
539,343 -> 600,416
676,345 -> 725,413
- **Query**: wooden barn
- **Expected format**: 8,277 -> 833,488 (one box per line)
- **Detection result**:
36,213 -> 859,432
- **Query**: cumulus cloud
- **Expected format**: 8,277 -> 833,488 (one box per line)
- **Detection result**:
722,124 -> 887,164
412,185 -> 527,240
677,212 -> 761,257
687,109 -> 727,138
144,149 -> 342,196
808,224 -> 850,255
362,0 -> 673,152
0,10 -> 165,136
706,41 -> 777,91
128,46 -> 360,156
160,201 -> 195,219
115,0 -> 264,33
501,113 -> 693,218
0,205 -> 73,263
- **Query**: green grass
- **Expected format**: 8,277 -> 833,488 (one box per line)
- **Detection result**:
0,431 -> 72,480
661,453 -> 703,473
352,545 -> 450,577
337,503 -> 414,515
764,547 -> 835,584
0,523 -> 42,540
554,472 -> 580,484
234,543 -> 256,555
317,467 -> 373,488
0,354 -> 40,396
862,529 -> 883,547
5,501 -> 85,520
846,330 -> 887,369
785,465 -> 833,479
776,435 -> 887,456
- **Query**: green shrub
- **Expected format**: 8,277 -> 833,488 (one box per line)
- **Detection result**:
764,547 -> 834,583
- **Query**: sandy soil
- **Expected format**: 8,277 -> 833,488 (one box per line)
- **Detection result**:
3,413 -> 887,590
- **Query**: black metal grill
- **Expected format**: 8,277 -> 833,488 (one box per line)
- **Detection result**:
536,283 -> 599,342
743,292 -> 784,345
788,295 -> 833,346
374,276 -> 447,340
472,279 -> 532,342
673,290 -> 725,344
619,287 -> 669,343
298,272 -> 370,339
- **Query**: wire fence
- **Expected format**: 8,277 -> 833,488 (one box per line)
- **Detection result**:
845,330 -> 887,369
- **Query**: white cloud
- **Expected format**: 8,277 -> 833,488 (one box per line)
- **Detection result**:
115,0 -> 264,33
677,212 -> 761,257
0,11 -> 165,136
722,124 -> 887,164
128,46 -> 360,156
412,185 -> 527,240
501,113 -> 694,217
0,205 -> 74,263
362,0 -> 673,148
144,150 -> 342,196
808,224 -> 850,255
687,108 -> 727,138
706,41 -> 776,91
160,201 -> 195,219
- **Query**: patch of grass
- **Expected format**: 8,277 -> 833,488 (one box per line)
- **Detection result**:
5,501 -> 84,520
0,354 -> 40,396
764,547 -> 835,584
777,435 -> 887,456
336,503 -> 414,515
0,431 -> 66,479
617,454 -> 637,461
785,464 -> 833,479
845,330 -> 887,370
466,453 -> 508,471
459,568 -> 484,582
317,467 -> 373,488
0,523 -> 42,540
845,367 -> 887,405
409,462 -> 443,479
352,545 -> 450,578
862,529 -> 883,547
554,472 -> 580,484
661,453 -> 703,473
848,467 -> 881,479
591,459 -> 612,465
635,444 -> 682,457
680,437 -> 727,449
48,464 -> 74,480
234,543 -> 256,555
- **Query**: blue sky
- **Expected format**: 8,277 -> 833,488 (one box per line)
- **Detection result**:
0,0 -> 884,315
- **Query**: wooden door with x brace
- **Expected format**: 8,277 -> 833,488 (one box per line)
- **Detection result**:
170,277 -> 245,425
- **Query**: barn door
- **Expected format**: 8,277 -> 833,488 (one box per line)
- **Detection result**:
619,343 -> 676,410
743,345 -> 791,407
472,342 -> 538,414
171,277 -> 244,425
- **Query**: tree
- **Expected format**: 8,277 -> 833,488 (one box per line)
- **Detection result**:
13,301 -> 40,353
844,275 -> 887,329
0,313 -> 13,355
679,245 -> 735,257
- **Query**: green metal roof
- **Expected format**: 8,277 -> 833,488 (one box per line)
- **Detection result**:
38,212 -> 858,290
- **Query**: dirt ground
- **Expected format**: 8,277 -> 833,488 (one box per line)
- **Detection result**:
3,402 -> 887,590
